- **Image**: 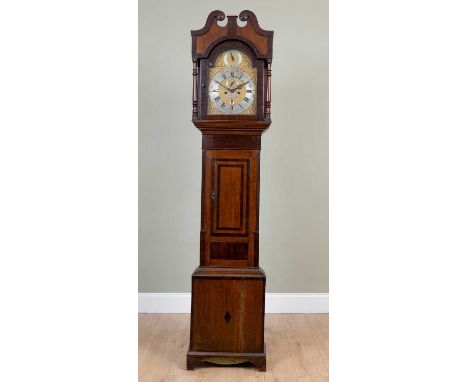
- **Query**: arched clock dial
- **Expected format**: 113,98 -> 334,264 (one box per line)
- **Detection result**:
208,69 -> 255,115
207,48 -> 257,116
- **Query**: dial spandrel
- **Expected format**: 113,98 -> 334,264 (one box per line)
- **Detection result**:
207,49 -> 256,116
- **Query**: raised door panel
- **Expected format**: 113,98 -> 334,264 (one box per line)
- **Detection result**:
211,158 -> 249,235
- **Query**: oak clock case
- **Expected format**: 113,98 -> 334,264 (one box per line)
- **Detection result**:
187,10 -> 273,372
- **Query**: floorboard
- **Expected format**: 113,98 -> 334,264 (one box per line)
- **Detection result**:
139,313 -> 328,382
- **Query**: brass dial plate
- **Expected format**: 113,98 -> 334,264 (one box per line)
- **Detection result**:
207,49 -> 257,116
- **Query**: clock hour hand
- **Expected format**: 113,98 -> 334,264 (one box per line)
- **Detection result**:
234,80 -> 250,90
215,80 -> 229,91
217,79 -> 239,94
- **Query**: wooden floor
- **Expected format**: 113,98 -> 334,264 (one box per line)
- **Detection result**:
139,313 -> 328,382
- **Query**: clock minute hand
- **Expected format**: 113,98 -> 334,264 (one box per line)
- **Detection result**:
215,80 -> 229,91
235,80 -> 250,90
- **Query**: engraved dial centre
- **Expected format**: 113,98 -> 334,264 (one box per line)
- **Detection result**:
209,69 -> 255,115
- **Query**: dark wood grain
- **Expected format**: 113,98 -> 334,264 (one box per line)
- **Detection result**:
202,134 -> 261,150
189,276 -> 264,353
191,10 -> 273,59
192,266 -> 266,279
194,120 -> 271,136
210,242 -> 248,260
203,150 -> 258,267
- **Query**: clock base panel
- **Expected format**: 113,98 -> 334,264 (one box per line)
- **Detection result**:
188,267 -> 266,370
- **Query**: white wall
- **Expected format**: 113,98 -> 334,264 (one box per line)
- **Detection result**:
139,0 -> 328,293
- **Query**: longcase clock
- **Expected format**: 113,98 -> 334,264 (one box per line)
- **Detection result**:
187,10 -> 273,371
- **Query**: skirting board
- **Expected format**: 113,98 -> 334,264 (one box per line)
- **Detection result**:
138,293 -> 328,313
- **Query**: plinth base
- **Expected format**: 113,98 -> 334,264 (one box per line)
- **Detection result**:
187,344 -> 266,371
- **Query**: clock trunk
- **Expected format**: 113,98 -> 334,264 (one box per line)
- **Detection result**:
201,149 -> 259,267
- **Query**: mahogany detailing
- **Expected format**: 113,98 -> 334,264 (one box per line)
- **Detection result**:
189,273 -> 265,352
265,60 -> 272,121
254,231 -> 260,267
191,266 -> 266,280
194,120 -> 271,134
188,11 -> 273,372
192,61 -> 198,120
199,231 -> 205,264
211,159 -> 249,235
191,10 -> 273,59
202,135 -> 261,150
211,242 -> 248,260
